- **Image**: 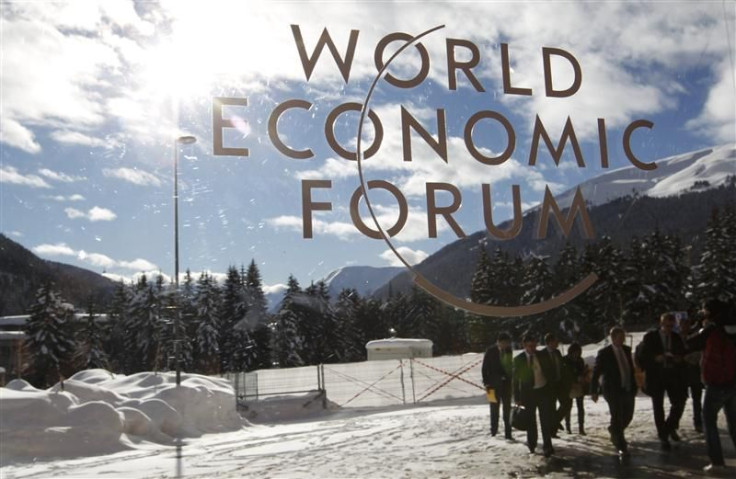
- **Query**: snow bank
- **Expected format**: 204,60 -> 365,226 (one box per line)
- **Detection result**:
0,371 -> 245,462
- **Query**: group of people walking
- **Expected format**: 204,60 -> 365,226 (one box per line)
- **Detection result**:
481,299 -> 736,473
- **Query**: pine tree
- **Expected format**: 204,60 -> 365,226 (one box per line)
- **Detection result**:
23,283 -> 77,387
470,247 -> 492,304
105,281 -> 129,372
693,208 -> 736,304
122,275 -> 149,372
74,299 -> 109,371
582,236 -> 625,336
219,266 -> 249,372
552,242 -> 584,341
274,275 -> 305,367
334,289 -> 363,362
243,260 -> 271,368
405,286 -> 440,344
193,272 -> 221,374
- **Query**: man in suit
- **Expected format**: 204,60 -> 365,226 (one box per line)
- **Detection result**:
591,326 -> 637,456
482,332 -> 514,439
635,312 -> 688,450
513,333 -> 555,457
537,332 -> 568,436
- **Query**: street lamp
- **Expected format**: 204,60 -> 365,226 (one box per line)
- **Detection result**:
174,135 -> 196,386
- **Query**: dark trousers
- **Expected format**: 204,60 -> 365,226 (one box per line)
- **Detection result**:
650,373 -> 687,439
605,390 -> 635,450
690,384 -> 703,429
523,386 -> 554,452
490,382 -> 512,437
702,384 -> 736,466
561,396 -> 585,431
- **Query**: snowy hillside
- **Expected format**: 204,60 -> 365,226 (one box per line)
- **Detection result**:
322,266 -> 404,299
554,144 -> 735,208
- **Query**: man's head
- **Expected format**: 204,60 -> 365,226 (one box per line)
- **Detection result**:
678,315 -> 693,335
544,332 -> 559,350
702,299 -> 729,326
522,333 -> 537,354
497,331 -> 512,351
568,342 -> 582,358
610,326 -> 626,347
659,313 -> 676,334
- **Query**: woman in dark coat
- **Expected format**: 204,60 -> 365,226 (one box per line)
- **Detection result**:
562,343 -> 588,435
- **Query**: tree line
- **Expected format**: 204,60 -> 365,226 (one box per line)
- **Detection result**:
21,207 -> 735,387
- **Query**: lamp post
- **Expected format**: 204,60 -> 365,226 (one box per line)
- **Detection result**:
174,135 -> 196,386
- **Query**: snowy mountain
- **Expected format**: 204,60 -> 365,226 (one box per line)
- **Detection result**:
263,266 -> 403,312
373,144 -> 736,300
322,266 -> 404,300
554,144 -> 735,208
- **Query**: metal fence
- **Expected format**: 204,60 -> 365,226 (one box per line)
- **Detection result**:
228,353 -> 486,409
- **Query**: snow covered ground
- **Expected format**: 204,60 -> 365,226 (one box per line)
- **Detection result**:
2,333 -> 735,478
2,392 -> 734,478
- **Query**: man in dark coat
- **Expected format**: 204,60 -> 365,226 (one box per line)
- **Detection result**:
482,332 -> 514,439
635,312 -> 688,450
591,326 -> 637,456
537,332 -> 568,436
513,334 -> 555,457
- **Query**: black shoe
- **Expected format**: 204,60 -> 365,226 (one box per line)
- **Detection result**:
670,430 -> 681,442
505,433 -> 513,441
543,446 -> 554,458
528,446 -> 536,454
558,424 -> 565,431
660,439 -> 672,451
695,424 -> 703,433
579,428 -> 587,436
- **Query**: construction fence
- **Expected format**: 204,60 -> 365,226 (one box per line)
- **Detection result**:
226,353 -> 487,409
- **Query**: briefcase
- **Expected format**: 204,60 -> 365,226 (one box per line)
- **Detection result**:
511,406 -> 529,431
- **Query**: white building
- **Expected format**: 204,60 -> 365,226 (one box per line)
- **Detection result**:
365,338 -> 433,361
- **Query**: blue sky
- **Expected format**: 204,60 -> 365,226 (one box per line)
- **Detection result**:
1,1 -> 735,295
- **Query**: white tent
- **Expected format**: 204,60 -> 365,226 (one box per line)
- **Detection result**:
365,338 -> 433,360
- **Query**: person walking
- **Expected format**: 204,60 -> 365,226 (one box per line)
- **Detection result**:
635,312 -> 688,451
513,334 -> 555,457
482,332 -> 514,439
537,333 -> 566,438
561,342 -> 588,435
591,326 -> 637,456
679,314 -> 704,433
686,299 -> 736,474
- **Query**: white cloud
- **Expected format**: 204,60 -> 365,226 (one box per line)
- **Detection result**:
47,194 -> 86,202
102,167 -> 162,187
88,206 -> 117,222
34,242 -> 159,273
686,59 -> 736,143
50,130 -> 110,148
380,246 -> 428,267
1,1 -> 732,156
267,214 -> 360,241
0,119 -> 41,154
38,168 -> 86,183
64,206 -> 117,222
10,231 -> 23,238
64,208 -> 87,219
119,258 -> 158,271
33,243 -> 76,257
0,166 -> 51,188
